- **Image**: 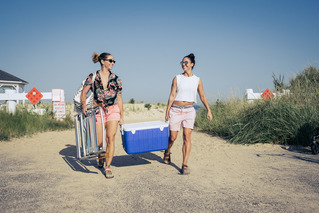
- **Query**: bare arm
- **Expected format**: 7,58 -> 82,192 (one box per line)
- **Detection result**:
165,77 -> 177,121
198,79 -> 213,122
80,85 -> 91,115
117,93 -> 124,125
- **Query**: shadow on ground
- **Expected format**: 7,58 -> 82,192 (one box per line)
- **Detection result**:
59,145 -> 181,173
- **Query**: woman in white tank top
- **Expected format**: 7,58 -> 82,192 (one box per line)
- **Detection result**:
164,53 -> 212,175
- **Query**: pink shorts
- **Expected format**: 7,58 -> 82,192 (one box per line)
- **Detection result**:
95,104 -> 120,124
169,106 -> 196,131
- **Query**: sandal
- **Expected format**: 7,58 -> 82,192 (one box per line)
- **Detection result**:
105,168 -> 114,179
97,154 -> 105,168
163,152 -> 171,165
181,165 -> 190,175
97,159 -> 104,168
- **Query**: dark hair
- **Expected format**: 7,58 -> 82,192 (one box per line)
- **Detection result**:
184,53 -> 195,69
92,52 -> 112,64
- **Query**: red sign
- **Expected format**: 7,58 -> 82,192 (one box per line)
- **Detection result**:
26,88 -> 43,105
261,88 -> 274,101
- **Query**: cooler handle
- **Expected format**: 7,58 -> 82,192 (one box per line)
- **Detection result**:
120,125 -> 136,134
160,120 -> 169,131
120,125 -> 124,135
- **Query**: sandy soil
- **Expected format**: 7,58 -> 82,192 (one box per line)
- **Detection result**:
0,107 -> 318,212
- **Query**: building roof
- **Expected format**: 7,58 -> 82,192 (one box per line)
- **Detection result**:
0,69 -> 28,84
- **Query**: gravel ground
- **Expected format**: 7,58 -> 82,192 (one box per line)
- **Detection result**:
0,119 -> 318,212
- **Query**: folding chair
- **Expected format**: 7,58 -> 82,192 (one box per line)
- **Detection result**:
74,106 -> 106,160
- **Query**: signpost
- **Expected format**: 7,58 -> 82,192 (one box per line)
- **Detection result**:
52,88 -> 66,119
261,88 -> 274,101
53,102 -> 66,119
0,87 -> 65,118
52,88 -> 62,102
26,88 -> 43,105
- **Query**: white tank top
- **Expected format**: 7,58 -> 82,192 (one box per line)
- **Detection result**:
174,74 -> 200,103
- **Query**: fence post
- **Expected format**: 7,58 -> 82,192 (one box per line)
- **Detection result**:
5,89 -> 17,113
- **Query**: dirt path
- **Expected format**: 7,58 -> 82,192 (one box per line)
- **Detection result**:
0,111 -> 318,212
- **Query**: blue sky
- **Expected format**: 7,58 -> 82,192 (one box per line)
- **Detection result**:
0,0 -> 318,104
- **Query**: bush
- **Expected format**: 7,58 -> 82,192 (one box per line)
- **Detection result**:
129,98 -> 135,104
195,66 -> 319,146
144,103 -> 152,110
287,66 -> 319,105
0,109 -> 74,141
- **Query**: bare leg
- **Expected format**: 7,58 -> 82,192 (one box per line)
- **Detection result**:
96,123 -> 104,167
164,131 -> 178,164
96,123 -> 103,147
182,128 -> 192,166
105,120 -> 118,168
166,131 -> 178,153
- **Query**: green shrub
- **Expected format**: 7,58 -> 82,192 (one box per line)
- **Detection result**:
144,103 -> 152,110
195,66 -> 319,146
229,100 -> 317,145
0,109 -> 73,141
287,66 -> 319,105
129,98 -> 135,104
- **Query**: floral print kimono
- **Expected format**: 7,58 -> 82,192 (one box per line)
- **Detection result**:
84,70 -> 122,109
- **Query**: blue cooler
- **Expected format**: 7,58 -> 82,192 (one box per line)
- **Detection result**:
121,121 -> 169,154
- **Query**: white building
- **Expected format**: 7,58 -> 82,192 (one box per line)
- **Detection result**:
0,69 -> 28,104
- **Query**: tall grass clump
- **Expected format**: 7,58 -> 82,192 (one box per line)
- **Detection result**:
0,108 -> 73,141
195,66 -> 319,146
195,99 -> 249,138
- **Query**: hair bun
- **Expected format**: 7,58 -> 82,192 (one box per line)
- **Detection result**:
188,53 -> 195,59
92,52 -> 100,63
184,53 -> 196,69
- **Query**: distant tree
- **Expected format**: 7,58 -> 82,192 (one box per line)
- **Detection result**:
129,98 -> 135,104
144,103 -> 151,110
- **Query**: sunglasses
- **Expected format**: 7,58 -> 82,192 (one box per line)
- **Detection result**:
104,59 -> 116,64
180,61 -> 188,65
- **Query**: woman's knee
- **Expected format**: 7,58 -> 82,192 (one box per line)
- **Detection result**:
183,132 -> 192,143
170,134 -> 177,142
106,135 -> 115,144
183,138 -> 191,145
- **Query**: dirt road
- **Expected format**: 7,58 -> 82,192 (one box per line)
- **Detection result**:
0,112 -> 318,212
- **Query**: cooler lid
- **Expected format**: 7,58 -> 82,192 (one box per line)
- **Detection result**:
122,121 -> 168,132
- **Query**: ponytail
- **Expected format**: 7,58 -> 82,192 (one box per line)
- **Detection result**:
92,52 -> 112,64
